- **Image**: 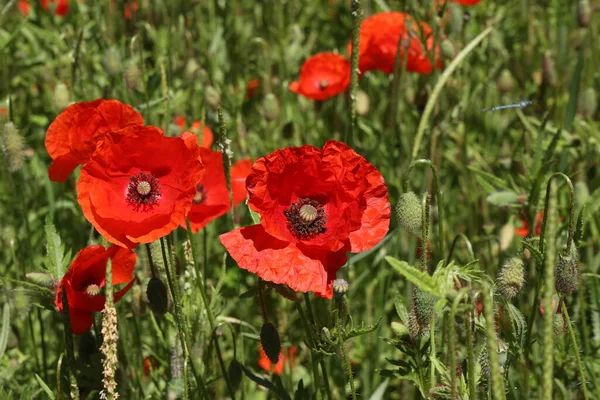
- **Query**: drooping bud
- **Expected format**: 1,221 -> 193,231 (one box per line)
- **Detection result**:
578,87 -> 597,118
440,40 -> 455,60
205,86 -> 221,108
53,82 -> 70,111
496,257 -> 525,299
332,279 -> 349,298
577,0 -> 591,28
356,90 -> 370,116
228,359 -> 243,393
448,4 -> 464,35
260,322 -> 281,364
555,247 -> 579,297
553,312 -> 567,338
496,69 -> 514,94
542,52 -> 557,87
396,191 -> 422,235
408,287 -> 436,340
146,277 -> 170,315
124,59 -> 142,92
262,93 -> 280,120
184,59 -> 200,79
103,47 -> 122,75
1,122 -> 25,172
25,272 -> 57,289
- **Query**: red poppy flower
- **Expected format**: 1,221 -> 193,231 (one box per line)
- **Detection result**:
246,79 -> 261,99
143,356 -> 158,377
173,116 -> 214,148
452,0 -> 482,5
54,245 -> 136,335
219,141 -> 390,298
41,0 -> 69,16
183,146 -> 252,233
347,11 -> 442,75
258,345 -> 298,375
289,53 -> 351,101
0,106 -> 6,117
77,126 -> 204,249
18,1 -> 31,16
45,99 -> 144,182
515,210 -> 544,237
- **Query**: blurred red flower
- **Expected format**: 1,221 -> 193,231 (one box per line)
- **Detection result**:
289,53 -> 351,101
182,145 -> 252,233
452,0 -> 483,5
348,11 -> 442,75
55,245 -> 136,334
220,141 -> 390,298
18,1 -> 31,16
173,116 -> 214,148
246,79 -> 261,99
124,1 -> 139,20
258,345 -> 298,375
143,356 -> 157,377
77,126 -> 204,248
41,0 -> 69,16
45,99 -> 144,182
515,210 -> 544,237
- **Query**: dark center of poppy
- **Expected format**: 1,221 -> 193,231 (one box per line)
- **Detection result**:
126,172 -> 161,211
318,80 -> 329,90
284,198 -> 327,240
193,184 -> 207,205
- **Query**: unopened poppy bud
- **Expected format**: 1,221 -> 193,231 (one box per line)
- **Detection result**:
333,278 -> 349,297
448,5 -> 464,35
440,40 -> 455,60
184,59 -> 200,79
124,60 -> 142,92
496,69 -> 514,94
205,86 -> 221,108
553,313 -> 567,338
228,360 -> 243,392
146,277 -> 170,315
496,257 -> 525,299
412,287 -> 435,329
356,90 -> 370,115
25,272 -> 57,289
578,87 -> 597,118
260,322 -> 281,364
555,248 -> 579,297
1,122 -> 25,172
577,0 -> 591,27
103,47 -> 122,75
53,82 -> 70,111
391,321 -> 409,338
282,121 -> 295,139
396,192 -> 422,235
542,52 -> 557,87
263,93 -> 280,120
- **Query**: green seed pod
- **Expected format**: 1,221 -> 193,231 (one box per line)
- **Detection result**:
396,192 -> 422,235
555,249 -> 579,297
260,322 -> 281,364
448,4 -> 464,35
103,47 -> 122,75
332,278 -> 349,298
578,87 -> 597,118
553,313 -> 567,338
205,86 -> 221,108
25,272 -> 57,289
124,60 -> 142,92
146,277 -> 170,315
412,287 -> 435,328
263,93 -> 280,121
577,0 -> 591,28
496,69 -> 514,94
356,90 -> 369,116
542,52 -> 557,87
1,122 -> 25,172
407,310 -> 422,340
53,82 -> 70,112
391,321 -> 409,338
496,257 -> 525,299
440,40 -> 455,60
184,59 -> 200,79
227,360 -> 243,393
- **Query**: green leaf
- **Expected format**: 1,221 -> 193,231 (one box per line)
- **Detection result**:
34,374 -> 55,400
486,191 -> 519,207
564,47 -> 584,131
239,364 -> 291,400
369,378 -> 390,400
385,257 -> 439,296
44,216 -> 67,280
394,294 -> 409,324
506,303 -> 527,347
0,303 -> 9,360
246,199 -> 261,225
467,166 -> 511,191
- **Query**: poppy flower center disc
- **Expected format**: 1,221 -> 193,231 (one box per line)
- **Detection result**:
86,284 -> 101,296
126,172 -> 162,211
193,184 -> 207,205
284,198 -> 327,240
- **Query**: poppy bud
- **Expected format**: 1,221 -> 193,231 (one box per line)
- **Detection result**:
440,40 -> 455,60
396,192 -> 422,235
356,90 -> 370,116
205,86 -> 221,108
391,321 -> 409,338
228,359 -> 243,392
53,82 -> 70,112
577,0 -> 591,27
281,121 -> 295,139
496,69 -> 514,94
184,59 -> 200,79
496,257 -> 525,299
1,122 -> 25,172
332,278 -> 349,298
124,60 -> 142,92
260,322 -> 281,364
412,287 -> 435,327
146,277 -> 170,315
542,52 -> 557,87
25,272 -> 57,289
578,87 -> 597,118
448,5 -> 464,35
555,248 -> 579,297
263,93 -> 280,120
553,313 -> 567,338
1,226 -> 16,248
103,47 -> 122,75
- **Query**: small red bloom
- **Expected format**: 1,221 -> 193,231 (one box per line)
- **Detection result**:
220,141 -> 390,298
258,345 -> 298,375
0,106 -> 6,117
124,0 -> 138,20
452,0 -> 483,5
143,356 -> 157,377
173,116 -> 214,148
41,0 -> 69,16
77,127 -> 204,248
45,99 -> 144,182
55,245 -> 136,335
18,1 -> 31,16
183,146 -> 252,233
246,79 -> 261,99
348,11 -> 442,75
515,210 -> 544,238
289,53 -> 351,101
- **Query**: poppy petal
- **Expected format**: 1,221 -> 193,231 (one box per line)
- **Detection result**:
231,159 -> 252,205
68,308 -> 94,335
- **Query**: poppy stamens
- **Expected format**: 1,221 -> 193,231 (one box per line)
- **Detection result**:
318,80 -> 329,90
193,184 -> 207,204
284,198 -> 327,240
126,172 -> 161,211
86,284 -> 101,296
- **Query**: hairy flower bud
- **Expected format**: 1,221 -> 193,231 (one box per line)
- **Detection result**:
577,0 -> 591,27
356,90 -> 370,116
205,86 -> 221,108
1,122 -> 25,172
496,257 -> 525,299
103,47 -> 122,75
263,93 -> 280,121
440,40 -> 455,60
542,52 -> 557,87
409,287 -> 436,340
496,69 -> 514,94
553,313 -> 567,338
578,87 -> 597,118
555,247 -> 579,297
396,192 -> 422,235
53,82 -> 71,111
124,60 -> 142,92
146,277 -> 170,315
260,322 -> 281,364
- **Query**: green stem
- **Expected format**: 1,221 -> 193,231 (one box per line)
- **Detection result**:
482,283 -> 506,400
61,290 -> 80,400
347,0 -> 362,146
449,288 -> 470,399
295,302 -> 322,396
216,105 -> 235,227
562,300 -> 589,400
303,294 -> 333,400
420,192 -> 431,273
446,234 -> 476,264
465,309 -> 477,400
340,343 -> 356,400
